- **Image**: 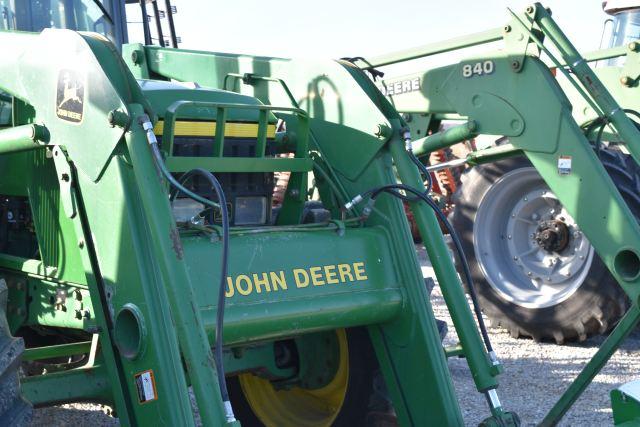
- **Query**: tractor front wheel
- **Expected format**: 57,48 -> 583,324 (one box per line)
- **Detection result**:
452,150 -> 637,343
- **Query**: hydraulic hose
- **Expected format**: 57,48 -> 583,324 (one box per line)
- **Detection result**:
369,183 -> 493,354
344,169 -> 495,357
139,117 -> 235,422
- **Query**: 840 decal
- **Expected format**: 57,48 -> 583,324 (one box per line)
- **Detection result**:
462,60 -> 495,78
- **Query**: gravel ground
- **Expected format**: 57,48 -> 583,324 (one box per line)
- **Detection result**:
30,247 -> 640,426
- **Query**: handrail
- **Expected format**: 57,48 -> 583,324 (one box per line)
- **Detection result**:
161,100 -> 310,172
222,73 -> 300,109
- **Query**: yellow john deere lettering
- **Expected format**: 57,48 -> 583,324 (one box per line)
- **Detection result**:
225,262 -> 369,298
153,120 -> 277,139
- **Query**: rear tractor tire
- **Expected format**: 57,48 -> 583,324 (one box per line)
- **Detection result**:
452,150 -> 638,343
0,278 -> 32,426
227,328 -> 393,427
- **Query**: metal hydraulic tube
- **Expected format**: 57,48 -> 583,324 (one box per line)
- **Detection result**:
0,124 -> 48,154
411,120 -> 477,158
388,132 -> 501,400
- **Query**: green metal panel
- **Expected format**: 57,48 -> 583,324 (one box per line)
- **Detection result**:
123,44 -> 390,181
182,226 -> 402,344
22,364 -> 113,407
611,379 -> 640,426
0,30 -> 131,181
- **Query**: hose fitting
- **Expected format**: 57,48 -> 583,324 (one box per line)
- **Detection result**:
402,128 -> 412,151
361,198 -> 376,220
138,115 -> 158,145
344,194 -> 364,211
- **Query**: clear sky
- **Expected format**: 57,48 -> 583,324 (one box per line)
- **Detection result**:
126,1 -> 608,74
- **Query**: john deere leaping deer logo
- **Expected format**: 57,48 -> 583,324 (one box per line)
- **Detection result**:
56,70 -> 85,123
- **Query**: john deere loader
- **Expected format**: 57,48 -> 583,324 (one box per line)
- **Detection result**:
2,1 -> 640,426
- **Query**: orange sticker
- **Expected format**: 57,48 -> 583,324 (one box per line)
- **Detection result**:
134,370 -> 157,404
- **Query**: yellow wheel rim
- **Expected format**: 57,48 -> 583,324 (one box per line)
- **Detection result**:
238,329 -> 349,427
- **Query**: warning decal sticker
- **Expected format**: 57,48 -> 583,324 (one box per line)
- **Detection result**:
56,69 -> 85,124
134,370 -> 158,404
558,155 -> 572,175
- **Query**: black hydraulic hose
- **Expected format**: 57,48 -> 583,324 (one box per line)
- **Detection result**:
354,182 -> 494,355
168,168 -> 232,405
186,168 -> 232,409
408,149 -> 433,193
140,117 -> 235,421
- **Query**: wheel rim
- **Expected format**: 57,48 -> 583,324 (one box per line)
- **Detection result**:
238,329 -> 349,427
473,167 -> 595,309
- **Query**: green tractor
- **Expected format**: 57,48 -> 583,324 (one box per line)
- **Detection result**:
379,2 -> 640,344
2,1 -> 640,426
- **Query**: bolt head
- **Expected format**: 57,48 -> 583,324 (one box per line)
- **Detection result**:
131,50 -> 142,64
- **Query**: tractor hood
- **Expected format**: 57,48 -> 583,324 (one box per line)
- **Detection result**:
138,79 -> 276,123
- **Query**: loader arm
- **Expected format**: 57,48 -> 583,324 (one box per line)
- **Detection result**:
367,3 -> 640,423
419,53 -> 640,303
0,29 -> 228,425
